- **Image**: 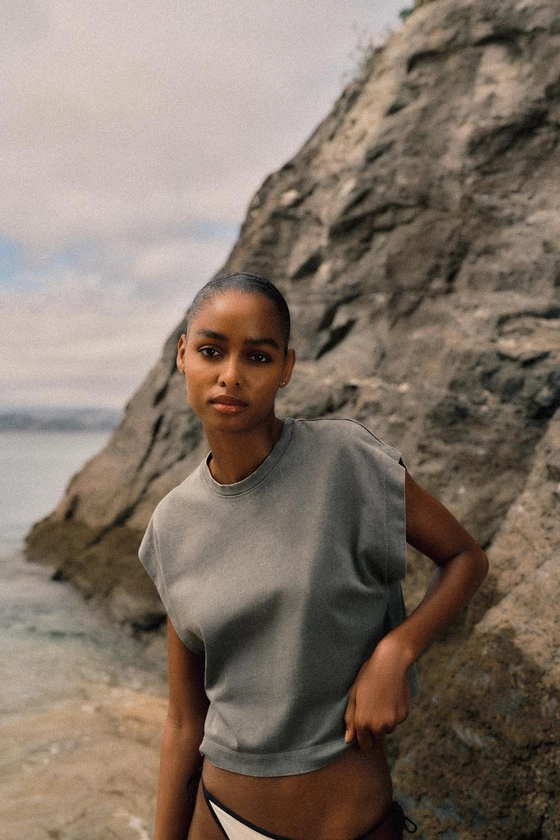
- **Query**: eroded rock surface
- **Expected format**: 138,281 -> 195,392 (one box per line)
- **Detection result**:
27,0 -> 560,834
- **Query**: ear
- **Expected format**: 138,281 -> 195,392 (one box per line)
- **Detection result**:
280,348 -> 296,387
176,334 -> 187,374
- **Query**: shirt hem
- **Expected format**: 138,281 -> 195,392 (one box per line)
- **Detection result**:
200,735 -> 352,777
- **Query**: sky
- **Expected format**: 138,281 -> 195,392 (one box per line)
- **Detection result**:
1,0 -> 406,410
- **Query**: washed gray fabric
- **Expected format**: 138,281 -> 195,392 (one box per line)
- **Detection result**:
139,418 -> 418,776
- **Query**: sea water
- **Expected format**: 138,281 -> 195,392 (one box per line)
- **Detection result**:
0,431 -> 166,839
0,430 -> 110,554
0,429 -> 163,710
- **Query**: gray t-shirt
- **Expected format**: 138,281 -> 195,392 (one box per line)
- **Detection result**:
139,417 -> 418,776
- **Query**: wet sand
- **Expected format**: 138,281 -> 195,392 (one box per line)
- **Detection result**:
0,551 -> 167,840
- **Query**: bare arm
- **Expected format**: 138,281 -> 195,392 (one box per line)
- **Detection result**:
154,618 -> 209,840
345,469 -> 489,747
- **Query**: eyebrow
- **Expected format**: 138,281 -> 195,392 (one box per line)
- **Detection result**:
195,329 -> 281,350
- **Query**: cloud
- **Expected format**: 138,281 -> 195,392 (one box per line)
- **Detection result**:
0,0 -> 403,407
0,234 -> 233,408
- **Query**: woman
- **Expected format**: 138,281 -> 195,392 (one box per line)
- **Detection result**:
139,272 -> 488,840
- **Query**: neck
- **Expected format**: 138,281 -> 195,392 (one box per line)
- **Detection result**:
205,416 -> 284,485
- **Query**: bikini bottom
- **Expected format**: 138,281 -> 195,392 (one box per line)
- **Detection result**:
202,780 -> 417,840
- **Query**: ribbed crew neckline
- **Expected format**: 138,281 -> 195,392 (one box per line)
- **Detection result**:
201,418 -> 294,496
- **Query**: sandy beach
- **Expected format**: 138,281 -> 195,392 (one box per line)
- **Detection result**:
0,550 -> 167,840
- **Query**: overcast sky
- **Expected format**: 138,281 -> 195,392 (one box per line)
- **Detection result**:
1,0 -> 406,410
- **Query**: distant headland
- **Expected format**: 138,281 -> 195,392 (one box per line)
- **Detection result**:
0,407 -> 121,432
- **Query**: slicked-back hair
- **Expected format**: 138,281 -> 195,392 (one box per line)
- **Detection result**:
187,272 -> 291,352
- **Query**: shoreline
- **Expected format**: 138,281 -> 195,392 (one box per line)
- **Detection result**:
0,549 -> 167,840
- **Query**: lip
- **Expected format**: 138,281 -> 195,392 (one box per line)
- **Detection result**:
209,395 -> 249,414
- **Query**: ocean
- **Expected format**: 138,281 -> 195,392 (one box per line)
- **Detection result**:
0,431 -> 166,839
0,429 -> 110,554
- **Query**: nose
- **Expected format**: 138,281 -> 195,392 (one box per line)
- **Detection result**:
219,355 -> 242,388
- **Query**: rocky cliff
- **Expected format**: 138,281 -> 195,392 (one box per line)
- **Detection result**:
26,0 -> 560,835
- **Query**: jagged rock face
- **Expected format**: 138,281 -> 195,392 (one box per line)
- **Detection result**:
26,0 -> 560,835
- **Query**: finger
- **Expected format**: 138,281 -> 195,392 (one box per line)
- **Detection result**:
344,694 -> 356,743
344,715 -> 356,743
381,708 -> 406,735
355,723 -> 374,751
345,723 -> 356,743
391,700 -> 409,730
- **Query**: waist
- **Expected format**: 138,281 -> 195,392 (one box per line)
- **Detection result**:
202,740 -> 393,839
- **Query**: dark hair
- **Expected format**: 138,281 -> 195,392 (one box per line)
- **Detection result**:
187,272 -> 291,351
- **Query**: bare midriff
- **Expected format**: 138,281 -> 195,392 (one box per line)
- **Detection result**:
189,740 -> 393,840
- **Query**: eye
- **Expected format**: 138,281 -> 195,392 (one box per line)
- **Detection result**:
249,351 -> 273,364
198,346 -> 222,359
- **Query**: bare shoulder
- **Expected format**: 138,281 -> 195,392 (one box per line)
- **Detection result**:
404,469 -> 487,568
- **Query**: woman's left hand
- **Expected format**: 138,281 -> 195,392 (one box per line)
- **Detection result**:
344,634 -> 412,749
344,468 -> 490,751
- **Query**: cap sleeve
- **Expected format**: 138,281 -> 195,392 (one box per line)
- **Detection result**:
138,516 -> 205,656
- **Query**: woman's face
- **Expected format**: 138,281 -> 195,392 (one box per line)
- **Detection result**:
177,289 -> 295,436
